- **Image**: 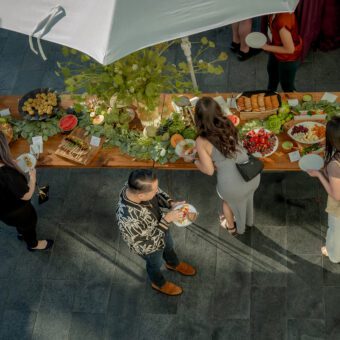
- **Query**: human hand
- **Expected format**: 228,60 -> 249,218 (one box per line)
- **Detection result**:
262,43 -> 270,51
164,209 -> 184,223
171,201 -> 186,209
307,170 -> 320,177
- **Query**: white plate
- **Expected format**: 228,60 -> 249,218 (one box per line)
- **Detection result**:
288,121 -> 325,145
173,204 -> 198,227
245,32 -> 267,49
175,139 -> 196,162
299,154 -> 324,171
16,153 -> 36,173
243,128 -> 279,158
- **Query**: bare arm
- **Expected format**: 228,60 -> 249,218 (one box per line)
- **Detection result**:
21,169 -> 36,201
194,137 -> 215,176
262,27 -> 295,54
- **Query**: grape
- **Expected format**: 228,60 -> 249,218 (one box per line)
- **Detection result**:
292,125 -> 308,135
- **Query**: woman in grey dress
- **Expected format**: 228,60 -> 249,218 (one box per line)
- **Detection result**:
194,97 -> 260,235
307,117 -> 340,263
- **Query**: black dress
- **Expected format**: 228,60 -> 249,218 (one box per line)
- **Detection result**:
0,165 -> 38,248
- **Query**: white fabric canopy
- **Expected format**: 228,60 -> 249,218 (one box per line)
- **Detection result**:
0,0 -> 299,65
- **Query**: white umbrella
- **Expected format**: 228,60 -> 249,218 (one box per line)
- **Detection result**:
1,0 -> 299,87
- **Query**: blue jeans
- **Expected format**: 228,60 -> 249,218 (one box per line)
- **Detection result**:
142,231 -> 179,287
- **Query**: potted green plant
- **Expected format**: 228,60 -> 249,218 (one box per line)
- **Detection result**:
57,37 -> 228,126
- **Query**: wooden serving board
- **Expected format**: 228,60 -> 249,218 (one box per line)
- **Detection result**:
55,128 -> 102,165
239,108 -> 277,120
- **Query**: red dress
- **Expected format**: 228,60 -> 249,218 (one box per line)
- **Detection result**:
269,13 -> 303,62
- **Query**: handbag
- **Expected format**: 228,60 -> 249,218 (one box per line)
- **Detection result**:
236,154 -> 263,182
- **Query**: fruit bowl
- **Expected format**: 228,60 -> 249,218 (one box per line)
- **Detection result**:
242,128 -> 279,158
287,122 -> 325,145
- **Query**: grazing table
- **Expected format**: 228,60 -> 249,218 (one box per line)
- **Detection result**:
154,92 -> 339,171
1,92 -> 338,171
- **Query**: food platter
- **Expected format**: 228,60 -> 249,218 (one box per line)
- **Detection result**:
175,139 -> 196,162
173,203 -> 198,227
287,121 -> 326,145
236,90 -> 281,120
0,118 -> 13,143
18,88 -> 60,121
16,153 -> 36,173
242,128 -> 279,158
59,114 -> 78,132
55,128 -> 102,165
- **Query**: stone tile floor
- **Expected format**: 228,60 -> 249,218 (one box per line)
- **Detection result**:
0,170 -> 339,340
0,23 -> 340,340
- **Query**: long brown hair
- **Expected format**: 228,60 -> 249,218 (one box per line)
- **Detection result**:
194,96 -> 239,158
325,116 -> 340,166
0,131 -> 25,175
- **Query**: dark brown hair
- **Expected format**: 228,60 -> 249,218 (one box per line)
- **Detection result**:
0,131 -> 25,175
325,116 -> 340,165
194,96 -> 239,158
128,169 -> 157,193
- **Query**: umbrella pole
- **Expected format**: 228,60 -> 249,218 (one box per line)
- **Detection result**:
181,37 -> 198,90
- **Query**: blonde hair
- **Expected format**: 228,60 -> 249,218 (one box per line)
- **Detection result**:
0,131 -> 25,175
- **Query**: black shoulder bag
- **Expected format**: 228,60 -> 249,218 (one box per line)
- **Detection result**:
236,154 -> 263,182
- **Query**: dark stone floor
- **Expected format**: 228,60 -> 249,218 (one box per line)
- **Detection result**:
0,22 -> 339,340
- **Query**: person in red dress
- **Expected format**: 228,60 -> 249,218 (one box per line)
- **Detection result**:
262,13 -> 303,92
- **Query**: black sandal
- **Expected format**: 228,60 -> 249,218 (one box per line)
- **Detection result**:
230,41 -> 240,53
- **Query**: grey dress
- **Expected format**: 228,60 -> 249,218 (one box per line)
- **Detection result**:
211,144 -> 260,234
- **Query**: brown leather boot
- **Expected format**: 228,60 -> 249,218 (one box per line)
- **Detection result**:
151,281 -> 183,296
165,262 -> 196,276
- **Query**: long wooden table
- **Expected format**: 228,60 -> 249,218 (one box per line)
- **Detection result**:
1,92 -> 338,171
155,92 -> 339,171
0,95 -> 157,168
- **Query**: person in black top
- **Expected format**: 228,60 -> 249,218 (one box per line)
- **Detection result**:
0,131 -> 53,251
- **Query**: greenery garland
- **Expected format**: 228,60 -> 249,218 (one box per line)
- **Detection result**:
9,113 -> 62,142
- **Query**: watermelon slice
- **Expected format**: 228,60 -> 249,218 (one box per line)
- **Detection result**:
227,114 -> 240,127
59,114 -> 78,132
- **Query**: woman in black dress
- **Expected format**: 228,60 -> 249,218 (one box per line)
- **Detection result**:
0,131 -> 53,251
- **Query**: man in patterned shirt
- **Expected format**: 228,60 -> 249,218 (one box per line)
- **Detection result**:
116,169 -> 196,296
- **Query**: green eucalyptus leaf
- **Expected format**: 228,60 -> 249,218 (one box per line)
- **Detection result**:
201,37 -> 208,45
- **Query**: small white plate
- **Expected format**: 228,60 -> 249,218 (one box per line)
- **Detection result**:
175,139 -> 196,162
299,154 -> 324,171
245,32 -> 267,49
173,204 -> 198,227
16,153 -> 37,173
